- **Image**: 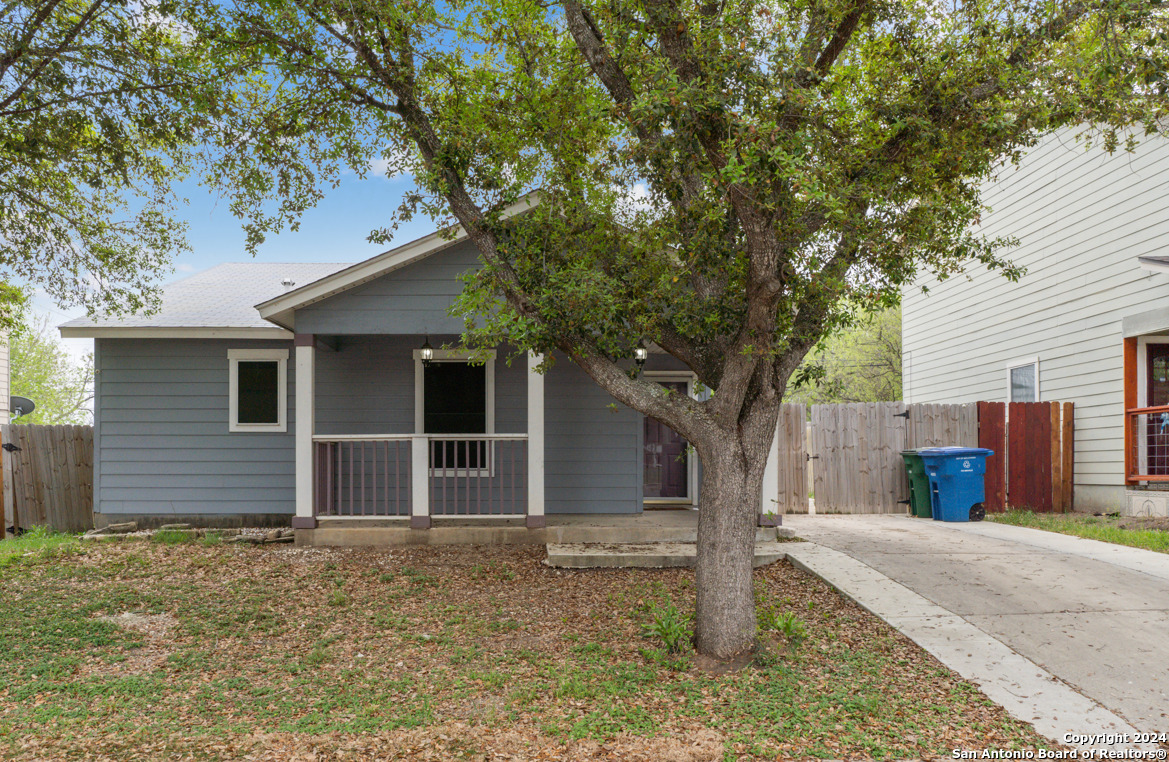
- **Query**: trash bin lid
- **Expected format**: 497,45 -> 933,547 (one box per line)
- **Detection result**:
917,446 -> 994,457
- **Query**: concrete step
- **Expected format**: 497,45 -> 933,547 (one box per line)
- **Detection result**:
545,539 -> 794,569
549,524 -> 783,544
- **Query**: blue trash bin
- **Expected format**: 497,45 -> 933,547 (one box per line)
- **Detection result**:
917,447 -> 995,522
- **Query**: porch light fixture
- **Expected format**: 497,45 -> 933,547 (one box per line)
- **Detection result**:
633,343 -> 649,373
420,337 -> 434,368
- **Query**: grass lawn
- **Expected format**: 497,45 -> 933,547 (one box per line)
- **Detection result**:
988,509 -> 1169,554
0,533 -> 1054,760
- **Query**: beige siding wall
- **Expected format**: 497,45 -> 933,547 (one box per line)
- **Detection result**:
0,330 -> 9,425
902,131 -> 1169,510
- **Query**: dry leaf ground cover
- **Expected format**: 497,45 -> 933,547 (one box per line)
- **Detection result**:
0,534 -> 1054,760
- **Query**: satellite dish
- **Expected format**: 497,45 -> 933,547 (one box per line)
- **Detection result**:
10,396 -> 35,418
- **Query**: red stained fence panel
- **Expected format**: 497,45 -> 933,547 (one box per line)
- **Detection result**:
978,401 -> 1072,513
978,402 -> 1007,513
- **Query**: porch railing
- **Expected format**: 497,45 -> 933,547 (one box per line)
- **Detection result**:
428,435 -> 528,516
314,436 -> 412,517
312,434 -> 528,518
1125,405 -> 1169,482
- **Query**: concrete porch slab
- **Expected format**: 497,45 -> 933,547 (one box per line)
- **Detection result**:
300,511 -> 783,547
544,539 -> 792,569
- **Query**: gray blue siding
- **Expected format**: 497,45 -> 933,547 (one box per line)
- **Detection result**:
295,241 -> 480,335
94,335 -> 652,517
545,355 -> 642,514
314,335 -> 527,435
95,338 -> 296,517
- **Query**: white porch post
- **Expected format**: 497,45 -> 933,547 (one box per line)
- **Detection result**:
527,352 -> 546,528
761,417 -> 780,526
411,435 -> 431,529
292,335 -> 316,529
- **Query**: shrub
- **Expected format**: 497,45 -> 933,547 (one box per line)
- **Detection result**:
641,603 -> 692,655
758,605 -> 808,651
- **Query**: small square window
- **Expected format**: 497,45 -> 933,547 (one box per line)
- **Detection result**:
424,362 -> 487,435
229,349 -> 288,432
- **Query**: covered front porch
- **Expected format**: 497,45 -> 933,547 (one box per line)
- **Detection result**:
285,331 -> 785,541
291,334 -> 548,530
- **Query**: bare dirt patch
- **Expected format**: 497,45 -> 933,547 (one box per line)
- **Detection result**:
81,612 -> 178,677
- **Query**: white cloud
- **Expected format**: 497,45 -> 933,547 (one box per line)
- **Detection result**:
175,263 -> 195,273
369,157 -> 400,178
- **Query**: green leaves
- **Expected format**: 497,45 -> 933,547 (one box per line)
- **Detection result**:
193,0 -> 1164,409
1,0 -> 211,316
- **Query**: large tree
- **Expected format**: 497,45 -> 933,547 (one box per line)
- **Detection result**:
9,313 -> 93,425
193,0 -> 1167,660
0,0 -> 221,323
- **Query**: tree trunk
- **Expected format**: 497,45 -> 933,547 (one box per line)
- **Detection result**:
692,417 -> 774,660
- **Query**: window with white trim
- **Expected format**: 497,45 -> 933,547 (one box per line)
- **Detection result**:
228,349 -> 288,432
413,349 -> 496,472
1006,359 -> 1039,402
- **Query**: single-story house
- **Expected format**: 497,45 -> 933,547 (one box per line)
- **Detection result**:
901,130 -> 1169,515
61,197 -> 784,535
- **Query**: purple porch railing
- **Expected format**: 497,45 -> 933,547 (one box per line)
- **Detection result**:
313,437 -> 412,517
312,434 -> 527,518
428,436 -> 528,516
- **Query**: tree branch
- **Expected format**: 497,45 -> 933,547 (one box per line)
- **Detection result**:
0,0 -> 107,114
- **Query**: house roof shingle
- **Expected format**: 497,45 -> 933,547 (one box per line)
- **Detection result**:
58,262 -> 352,332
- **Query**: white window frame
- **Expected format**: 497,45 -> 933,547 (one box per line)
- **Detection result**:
1136,335 -> 1169,407
1134,335 -> 1169,480
641,370 -> 699,506
413,349 -> 497,477
228,348 -> 288,433
1005,357 -> 1040,403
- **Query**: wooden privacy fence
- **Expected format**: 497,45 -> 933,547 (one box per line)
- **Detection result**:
1,424 -> 94,534
978,402 -> 1074,513
773,401 -> 1073,515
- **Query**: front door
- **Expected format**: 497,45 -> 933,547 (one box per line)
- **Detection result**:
1147,344 -> 1169,475
643,381 -> 689,501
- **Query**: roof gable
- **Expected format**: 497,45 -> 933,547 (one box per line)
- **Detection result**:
255,192 -> 540,329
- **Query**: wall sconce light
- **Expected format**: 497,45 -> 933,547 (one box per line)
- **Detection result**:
634,343 -> 648,374
420,336 -> 434,368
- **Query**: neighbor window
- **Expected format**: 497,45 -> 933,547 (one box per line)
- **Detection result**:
1007,360 -> 1039,403
228,349 -> 288,432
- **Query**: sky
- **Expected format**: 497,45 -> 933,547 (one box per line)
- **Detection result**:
42,166 -> 438,363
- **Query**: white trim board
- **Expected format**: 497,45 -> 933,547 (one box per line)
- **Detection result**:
60,327 -> 293,340
228,348 -> 289,433
256,192 -> 543,329
1136,335 -> 1169,407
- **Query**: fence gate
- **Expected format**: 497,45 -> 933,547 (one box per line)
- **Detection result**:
978,401 -> 1074,513
809,403 -> 911,514
1,424 -> 95,533
773,403 -> 808,514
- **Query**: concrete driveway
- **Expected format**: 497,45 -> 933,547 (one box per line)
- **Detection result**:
783,514 -> 1169,738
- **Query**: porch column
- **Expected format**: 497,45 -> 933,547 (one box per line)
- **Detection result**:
292,334 -> 316,529
527,352 -> 546,528
410,435 -> 431,529
760,418 -> 780,526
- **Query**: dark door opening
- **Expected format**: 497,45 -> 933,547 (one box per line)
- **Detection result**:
643,380 -> 690,501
